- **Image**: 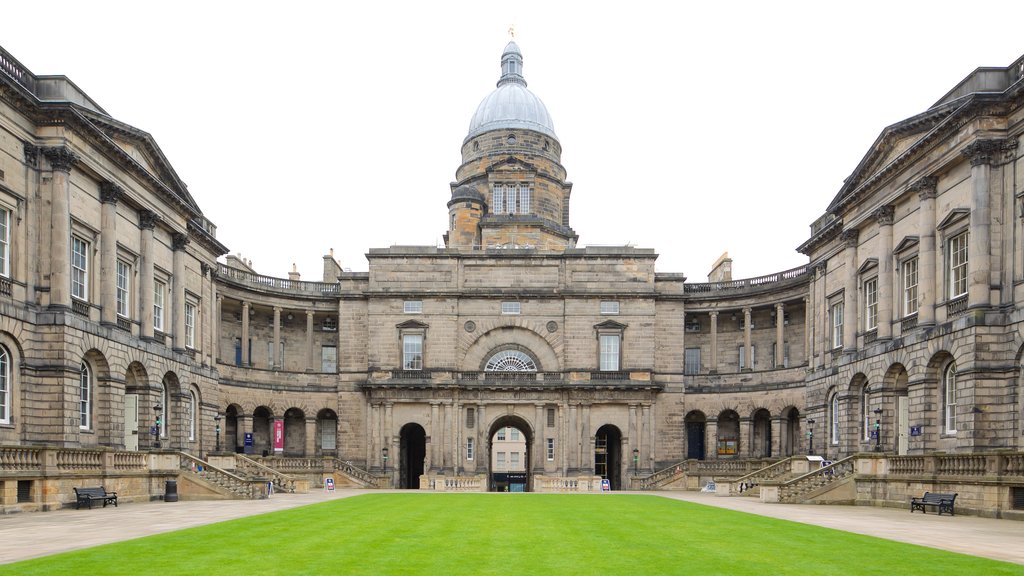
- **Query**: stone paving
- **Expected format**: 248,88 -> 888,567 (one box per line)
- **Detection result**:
1,490 -> 1022,566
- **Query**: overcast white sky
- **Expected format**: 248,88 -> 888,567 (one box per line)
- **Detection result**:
4,2 -> 1024,281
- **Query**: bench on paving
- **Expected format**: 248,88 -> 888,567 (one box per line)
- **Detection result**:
910,491 -> 957,516
74,486 -> 118,509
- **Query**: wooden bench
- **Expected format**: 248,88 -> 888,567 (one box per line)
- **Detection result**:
73,486 -> 118,509
910,491 -> 957,516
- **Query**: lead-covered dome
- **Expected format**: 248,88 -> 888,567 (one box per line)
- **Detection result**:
466,41 -> 557,141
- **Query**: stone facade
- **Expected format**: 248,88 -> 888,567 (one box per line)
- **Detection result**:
1,41 -> 1023,503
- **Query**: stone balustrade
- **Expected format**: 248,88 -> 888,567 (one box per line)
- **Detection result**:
535,475 -> 602,492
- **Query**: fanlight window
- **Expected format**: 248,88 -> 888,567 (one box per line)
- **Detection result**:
485,350 -> 537,372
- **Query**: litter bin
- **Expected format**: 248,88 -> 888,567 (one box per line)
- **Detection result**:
164,479 -> 178,502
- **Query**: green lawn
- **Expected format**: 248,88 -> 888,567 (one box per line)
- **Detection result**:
4,494 -> 1022,575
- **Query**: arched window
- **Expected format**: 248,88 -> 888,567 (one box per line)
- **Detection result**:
830,394 -> 840,445
0,346 -> 10,424
188,390 -> 197,442
943,362 -> 958,434
485,350 -> 537,372
862,386 -> 870,441
80,362 -> 91,430
161,387 -> 169,438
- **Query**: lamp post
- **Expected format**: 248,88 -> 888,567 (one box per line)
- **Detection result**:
214,413 -> 222,453
807,419 -> 815,455
632,447 -> 639,477
153,403 -> 163,449
873,408 -> 883,452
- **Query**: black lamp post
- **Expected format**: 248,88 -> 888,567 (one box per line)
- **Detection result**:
632,447 -> 639,477
873,408 -> 883,452
153,403 -> 163,449
382,447 -> 389,474
214,413 -> 222,453
807,419 -> 815,455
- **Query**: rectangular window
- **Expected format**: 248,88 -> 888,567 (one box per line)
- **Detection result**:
116,261 -> 130,318
771,342 -> 790,368
497,428 -> 506,441
466,407 -> 475,428
402,334 -> 423,370
321,423 -> 336,450
321,345 -> 337,373
466,438 -> 474,461
403,300 -> 422,314
519,186 -> 531,213
739,345 -> 756,370
864,277 -> 878,331
501,301 -> 520,315
546,408 -> 555,428
493,185 -> 504,214
684,347 -> 701,375
71,236 -> 88,301
497,451 -> 506,468
600,301 -> 619,315
511,429 -> 520,441
153,280 -> 165,331
506,184 -> 517,214
599,334 -> 620,371
185,302 -> 196,348
831,302 -> 844,349
510,452 -> 520,467
0,208 -> 9,277
546,438 -> 555,461
902,257 -> 918,316
948,232 -> 968,298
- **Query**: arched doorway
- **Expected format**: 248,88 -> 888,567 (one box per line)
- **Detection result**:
783,407 -> 800,456
225,404 -> 241,452
399,423 -> 426,489
488,416 -> 532,492
253,406 -> 273,456
684,411 -> 706,460
283,408 -> 305,456
594,424 -> 622,490
752,409 -> 772,458
717,410 -> 740,457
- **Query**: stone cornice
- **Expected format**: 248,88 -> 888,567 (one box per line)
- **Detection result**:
187,219 -> 230,257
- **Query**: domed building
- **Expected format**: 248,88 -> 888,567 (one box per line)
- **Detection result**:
0,40 -> 1022,517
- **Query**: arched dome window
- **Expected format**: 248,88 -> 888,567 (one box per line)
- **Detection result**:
485,350 -> 537,372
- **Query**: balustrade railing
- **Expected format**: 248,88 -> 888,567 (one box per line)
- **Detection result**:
778,455 -> 856,503
0,46 -> 37,93
638,461 -> 688,490
733,457 -> 795,493
112,451 -> 147,471
333,459 -> 379,487
936,454 -> 987,476
537,477 -> 599,492
442,477 -> 483,491
56,449 -> 103,471
946,295 -> 968,318
235,454 -> 297,493
180,453 -> 264,499
216,264 -> 339,295
888,455 -> 927,476
0,447 -> 41,471
684,265 -> 808,294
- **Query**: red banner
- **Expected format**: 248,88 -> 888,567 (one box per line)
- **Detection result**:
273,419 -> 284,452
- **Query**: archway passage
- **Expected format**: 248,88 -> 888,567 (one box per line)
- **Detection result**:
685,411 -> 706,460
752,409 -> 772,458
283,408 -> 305,456
253,406 -> 272,456
783,407 -> 801,456
399,423 -> 426,489
595,424 -> 622,490
225,405 -> 241,452
488,416 -> 531,492
717,410 -> 740,457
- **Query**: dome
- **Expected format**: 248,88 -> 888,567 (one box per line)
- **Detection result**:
466,41 -> 557,141
449,184 -> 484,204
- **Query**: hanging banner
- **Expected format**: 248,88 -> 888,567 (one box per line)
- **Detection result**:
273,419 -> 284,452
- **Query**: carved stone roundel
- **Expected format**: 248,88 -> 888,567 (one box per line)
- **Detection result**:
546,321 -> 558,333
464,321 -> 476,333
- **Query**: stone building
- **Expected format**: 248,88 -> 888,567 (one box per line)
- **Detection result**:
0,40 -> 1022,511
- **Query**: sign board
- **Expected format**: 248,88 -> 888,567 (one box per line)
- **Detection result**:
244,432 -> 254,455
150,426 -> 158,436
273,419 -> 284,452
910,425 -> 922,437
870,430 -> 879,439
325,478 -> 335,492
600,478 -> 611,491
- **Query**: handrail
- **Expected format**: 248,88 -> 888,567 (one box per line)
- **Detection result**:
777,455 -> 856,503
638,461 -> 689,490
333,458 -> 379,487
684,265 -> 808,294
0,46 -> 37,94
180,452 -> 264,499
235,454 -> 297,493
733,457 -> 796,493
216,263 -> 340,295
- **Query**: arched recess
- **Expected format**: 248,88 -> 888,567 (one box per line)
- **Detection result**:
123,362 -> 148,451
483,346 -> 540,372
82,349 -> 111,447
283,407 -> 305,456
487,414 -> 534,492
751,408 -> 772,458
316,409 -> 338,456
253,406 -> 274,456
849,372 -> 869,452
684,410 -> 706,460
781,406 -> 801,456
225,404 -> 243,452
594,424 -> 623,490
883,363 -> 910,455
0,332 -> 24,441
399,422 -> 427,489
462,326 -> 559,373
717,410 -> 740,458
160,372 -> 181,449
925,350 -> 955,452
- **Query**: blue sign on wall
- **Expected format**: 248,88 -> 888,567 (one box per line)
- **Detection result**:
870,430 -> 878,439
910,425 -> 922,437
244,432 -> 254,447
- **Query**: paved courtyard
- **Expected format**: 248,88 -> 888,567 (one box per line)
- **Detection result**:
1,490 -> 1022,566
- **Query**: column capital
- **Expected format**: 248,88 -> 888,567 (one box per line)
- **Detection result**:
42,146 -> 79,172
273,306 -> 282,313
306,309 -> 314,318
139,210 -> 160,230
99,181 -> 124,204
775,302 -> 785,311
873,204 -> 895,226
742,307 -> 752,316
200,262 -> 211,276
709,310 -> 719,318
216,293 -> 223,302
22,142 -> 38,166
908,175 -> 938,199
840,228 -> 859,247
171,232 -> 189,251
962,138 -> 1016,167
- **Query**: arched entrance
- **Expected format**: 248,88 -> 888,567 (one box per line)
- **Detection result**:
717,410 -> 740,457
752,409 -> 772,458
685,411 -> 706,460
253,406 -> 273,456
488,416 -> 532,492
225,404 -> 241,452
595,424 -> 622,490
783,407 -> 800,456
283,408 -> 305,456
399,423 -> 426,489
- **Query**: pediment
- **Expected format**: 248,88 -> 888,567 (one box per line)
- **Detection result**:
594,319 -> 627,330
937,208 -> 970,231
486,155 -> 536,175
113,137 -> 160,177
396,319 -> 429,329
894,236 -> 919,254
857,258 -> 878,274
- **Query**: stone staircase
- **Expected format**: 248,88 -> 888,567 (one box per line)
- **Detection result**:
234,454 -> 298,493
333,458 -> 381,488
179,453 -> 269,499
775,455 -> 856,504
732,456 -> 800,497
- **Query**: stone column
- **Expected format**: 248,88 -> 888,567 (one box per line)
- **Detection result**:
642,404 -> 653,472
962,140 -> 1007,309
443,402 -> 453,471
706,419 -> 718,460
215,294 -> 223,363
241,301 -> 251,367
775,303 -> 785,367
171,233 -> 188,352
239,415 -> 253,448
816,264 -> 828,364
476,403 -> 486,474
367,403 -> 378,468
803,296 -> 811,367
305,418 -> 317,457
568,403 -> 578,472
875,205 -> 895,339
580,404 -> 591,473
430,402 -> 440,472
306,310 -> 315,372
22,145 -> 38,304
742,307 -> 752,370
709,311 -> 719,373
272,306 -> 282,369
910,176 -> 938,326
534,403 -> 544,472
139,211 -> 159,339
740,416 -> 752,458
43,147 -> 78,309
628,404 -> 638,457
99,182 -> 122,326
770,416 -> 782,457
841,229 -> 859,351
384,402 -> 394,466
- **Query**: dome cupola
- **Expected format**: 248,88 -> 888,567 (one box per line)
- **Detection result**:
466,41 -> 557,141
